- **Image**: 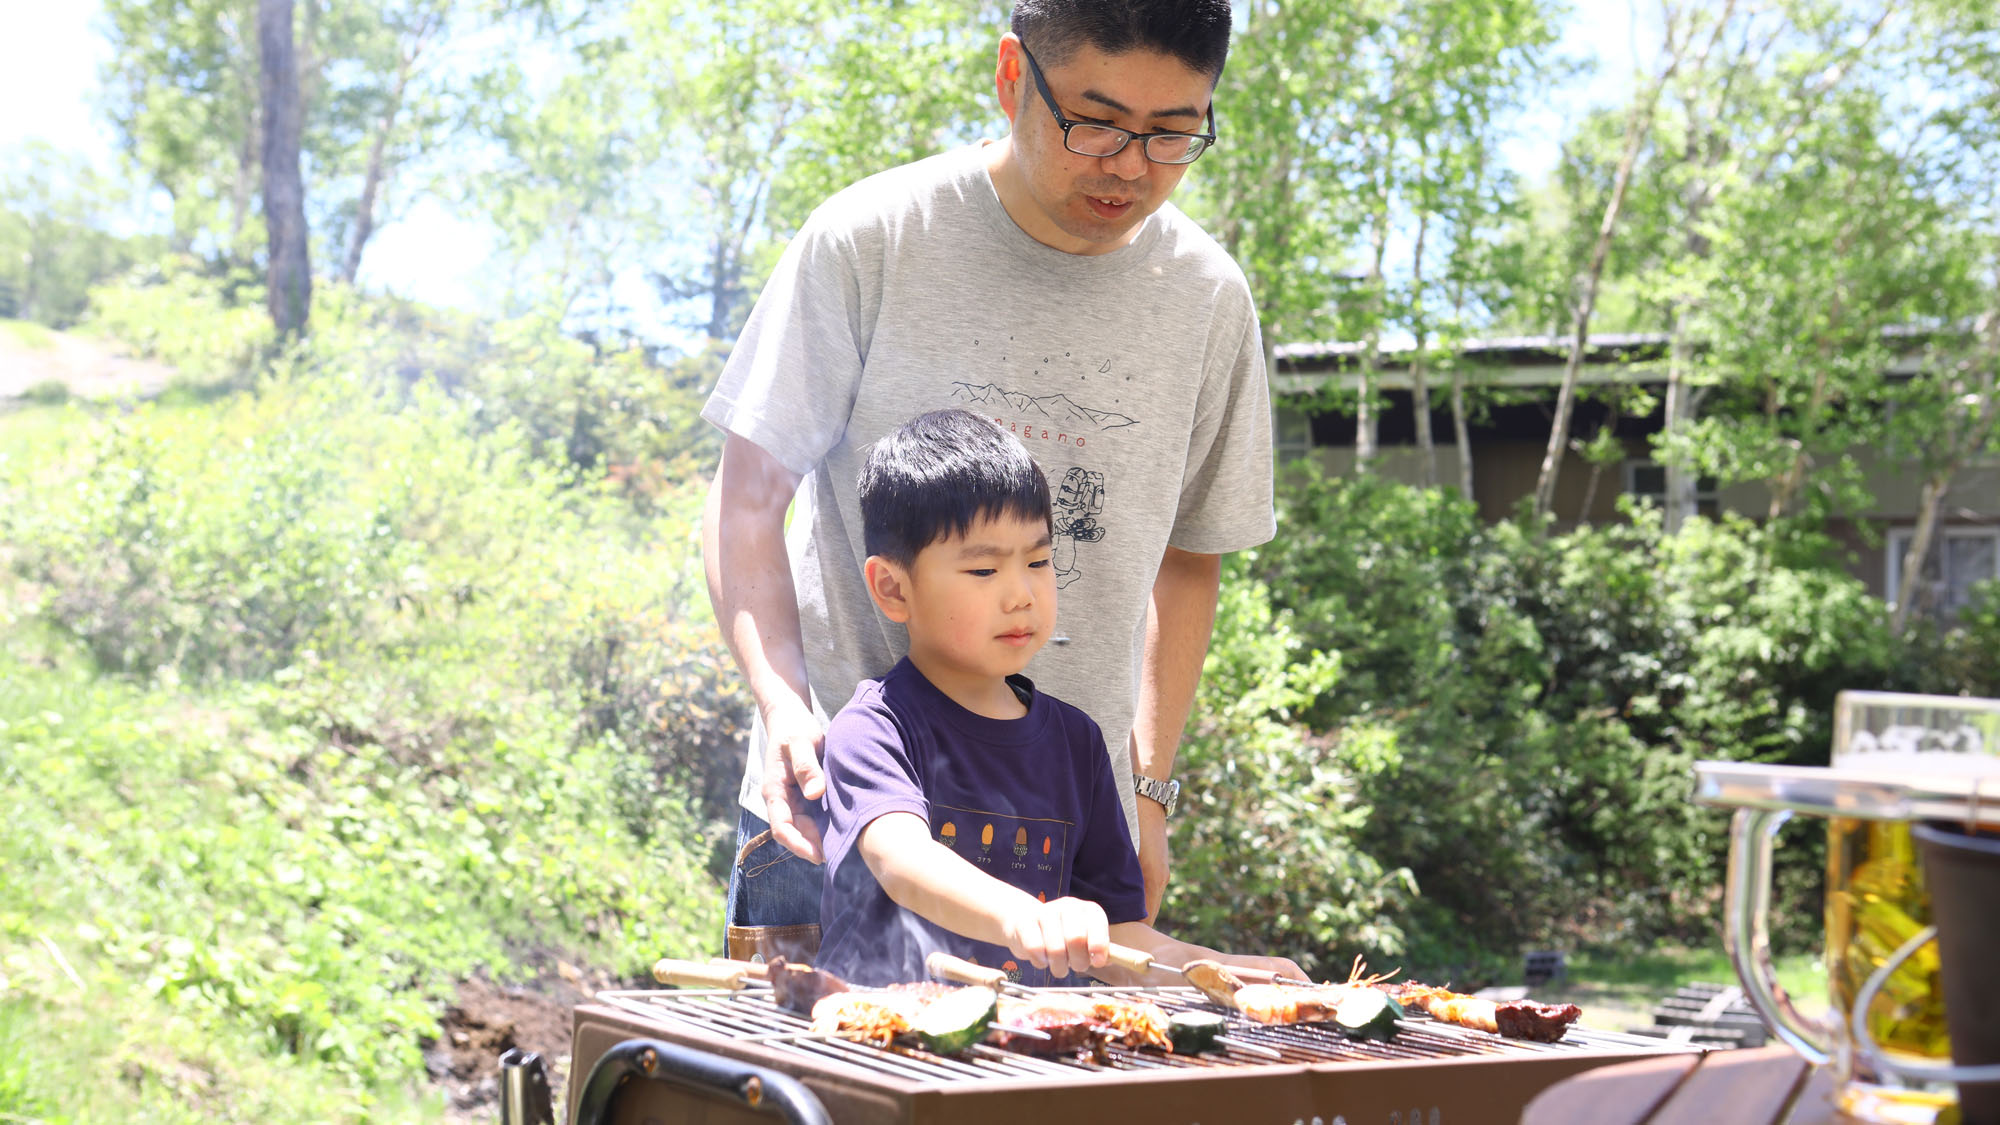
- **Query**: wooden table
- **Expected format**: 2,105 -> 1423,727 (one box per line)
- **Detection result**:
1520,1045 -> 1854,1125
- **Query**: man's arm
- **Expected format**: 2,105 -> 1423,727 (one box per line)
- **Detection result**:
1129,545 -> 1223,922
858,812 -> 1111,980
702,432 -> 826,862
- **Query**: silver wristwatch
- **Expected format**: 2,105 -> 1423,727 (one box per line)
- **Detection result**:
1134,775 -> 1180,818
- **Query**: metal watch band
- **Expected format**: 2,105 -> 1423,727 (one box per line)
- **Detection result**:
1134,775 -> 1180,817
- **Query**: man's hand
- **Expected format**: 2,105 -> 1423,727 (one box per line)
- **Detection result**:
1136,795 -> 1170,924
1000,895 -> 1110,981
759,698 -> 827,863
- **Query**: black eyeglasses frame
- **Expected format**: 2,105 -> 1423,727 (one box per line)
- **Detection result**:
1016,42 -> 1218,166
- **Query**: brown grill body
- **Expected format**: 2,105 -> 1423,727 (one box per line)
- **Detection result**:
568,985 -> 1703,1125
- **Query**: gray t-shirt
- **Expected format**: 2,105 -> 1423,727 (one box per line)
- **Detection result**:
702,144 -> 1274,842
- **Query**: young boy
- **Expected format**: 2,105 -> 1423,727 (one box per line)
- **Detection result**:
813,408 -> 1305,988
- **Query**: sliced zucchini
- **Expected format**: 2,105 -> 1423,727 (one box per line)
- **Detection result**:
1332,989 -> 1403,1041
912,985 -> 999,1055
1168,1009 -> 1228,1054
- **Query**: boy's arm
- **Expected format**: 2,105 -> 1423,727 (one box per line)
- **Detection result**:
857,812 -> 1111,981
1098,921 -> 1308,988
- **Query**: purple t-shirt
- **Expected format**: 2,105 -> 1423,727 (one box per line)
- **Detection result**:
815,658 -> 1148,987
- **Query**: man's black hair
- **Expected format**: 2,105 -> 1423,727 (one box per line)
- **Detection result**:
860,408 -> 1053,567
1010,0 -> 1233,79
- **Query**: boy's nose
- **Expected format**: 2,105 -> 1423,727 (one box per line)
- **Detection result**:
1003,573 -> 1037,610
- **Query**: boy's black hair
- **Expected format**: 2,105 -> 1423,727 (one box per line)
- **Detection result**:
860,408 -> 1053,567
1010,0 -> 1233,79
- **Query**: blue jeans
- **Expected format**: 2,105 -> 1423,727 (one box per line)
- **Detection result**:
723,809 -> 824,958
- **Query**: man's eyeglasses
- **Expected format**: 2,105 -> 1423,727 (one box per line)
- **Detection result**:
1018,43 -> 1217,166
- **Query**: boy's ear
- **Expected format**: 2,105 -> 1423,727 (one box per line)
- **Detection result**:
864,555 -> 914,624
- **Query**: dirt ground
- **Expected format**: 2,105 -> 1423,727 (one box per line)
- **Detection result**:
0,322 -> 174,401
426,958 -> 644,1123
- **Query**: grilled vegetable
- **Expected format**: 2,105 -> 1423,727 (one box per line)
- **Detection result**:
1167,1010 -> 1228,1054
1332,989 -> 1402,1041
912,985 -> 999,1055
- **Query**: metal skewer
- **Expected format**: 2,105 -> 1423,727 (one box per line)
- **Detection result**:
653,958 -> 1053,1043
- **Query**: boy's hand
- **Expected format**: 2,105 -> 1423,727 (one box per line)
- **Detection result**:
1000,896 -> 1109,981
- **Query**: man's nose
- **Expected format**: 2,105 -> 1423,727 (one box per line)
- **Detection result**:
1102,141 -> 1148,180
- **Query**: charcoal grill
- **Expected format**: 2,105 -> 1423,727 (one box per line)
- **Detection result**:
567,982 -> 1702,1124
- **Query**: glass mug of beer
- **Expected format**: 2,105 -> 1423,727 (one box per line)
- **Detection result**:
1698,691 -> 2000,1125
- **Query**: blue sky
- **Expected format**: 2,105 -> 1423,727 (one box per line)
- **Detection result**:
2,1 -> 1641,316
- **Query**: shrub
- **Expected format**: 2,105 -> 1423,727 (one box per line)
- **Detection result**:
1167,561 -> 1412,977
1246,471 -> 1938,966
85,259 -> 274,389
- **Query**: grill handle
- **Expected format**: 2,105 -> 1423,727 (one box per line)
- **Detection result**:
571,1037 -> 831,1125
926,952 -> 1009,989
653,958 -> 755,990
498,1048 -> 555,1125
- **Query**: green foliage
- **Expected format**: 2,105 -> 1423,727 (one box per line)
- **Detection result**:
84,258 -> 275,388
1167,562 -> 1413,978
0,271 -> 748,1117
4,375 -> 425,678
1239,470 -> 1957,971
0,142 -> 164,327
0,645 -> 716,1113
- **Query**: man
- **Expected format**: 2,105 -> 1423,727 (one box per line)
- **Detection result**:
701,0 -> 1273,961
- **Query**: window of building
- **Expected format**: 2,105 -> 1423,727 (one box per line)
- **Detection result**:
1273,406 -> 1313,466
1623,460 -> 1718,517
1886,526 -> 2000,621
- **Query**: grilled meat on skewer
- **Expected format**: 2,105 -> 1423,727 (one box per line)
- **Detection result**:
1390,983 -> 1582,1042
986,994 -> 1174,1058
766,958 -> 861,1014
991,995 -> 1113,1059
1183,959 -> 1378,1025
808,991 -> 927,1047
1089,997 -> 1173,1051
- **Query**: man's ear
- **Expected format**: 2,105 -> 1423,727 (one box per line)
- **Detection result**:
994,33 -> 1024,127
865,555 -> 914,624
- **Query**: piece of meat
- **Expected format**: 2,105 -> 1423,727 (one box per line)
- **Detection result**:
1392,983 -> 1581,1042
808,991 -> 926,1047
1089,997 -> 1173,1051
766,958 -> 852,1015
1233,983 -> 1350,1025
992,995 -> 1112,1059
1182,959 -> 1248,1009
1494,1000 -> 1584,1043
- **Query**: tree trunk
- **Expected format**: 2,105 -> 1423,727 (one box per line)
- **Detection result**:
1531,58 -> 1673,521
341,53 -> 414,284
1577,412 -> 1617,523
1663,309 -> 1698,532
1893,472 -> 1950,635
1450,280 -> 1474,500
1409,208 -> 1435,488
260,0 -> 311,338
1357,193 -> 1392,474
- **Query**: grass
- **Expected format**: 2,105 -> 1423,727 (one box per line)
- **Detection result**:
1534,944 -> 1828,1034
0,318 -> 57,350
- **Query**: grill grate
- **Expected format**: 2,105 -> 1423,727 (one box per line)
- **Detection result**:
591,983 -> 1681,1085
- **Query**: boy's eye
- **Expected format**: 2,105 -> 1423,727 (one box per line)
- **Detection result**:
966,568 -> 997,577
1029,558 -> 1051,569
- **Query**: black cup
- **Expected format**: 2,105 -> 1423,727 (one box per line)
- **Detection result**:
1915,821 -> 2000,1125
